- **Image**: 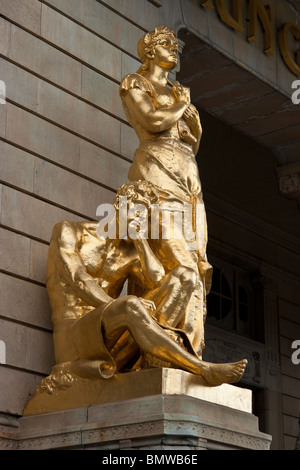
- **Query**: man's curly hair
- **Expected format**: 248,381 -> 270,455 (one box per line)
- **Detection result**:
114,180 -> 161,212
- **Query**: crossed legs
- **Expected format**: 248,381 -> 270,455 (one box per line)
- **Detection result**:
102,293 -> 247,386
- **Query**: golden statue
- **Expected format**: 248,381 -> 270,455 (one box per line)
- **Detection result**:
24,27 -> 247,415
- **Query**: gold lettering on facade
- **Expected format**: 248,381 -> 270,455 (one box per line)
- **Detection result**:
248,0 -> 275,55
201,0 -> 214,9
279,22 -> 300,77
200,0 -> 300,75
215,0 -> 244,32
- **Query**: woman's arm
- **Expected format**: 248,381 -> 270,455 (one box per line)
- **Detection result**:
122,83 -> 190,133
183,104 -> 202,155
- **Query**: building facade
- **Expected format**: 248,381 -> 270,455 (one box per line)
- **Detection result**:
0,0 -> 299,450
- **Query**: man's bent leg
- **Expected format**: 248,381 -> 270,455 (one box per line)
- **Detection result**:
107,267 -> 196,369
144,266 -> 197,328
102,295 -> 248,385
150,237 -> 205,354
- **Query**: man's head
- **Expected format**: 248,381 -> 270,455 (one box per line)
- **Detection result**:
113,180 -> 161,240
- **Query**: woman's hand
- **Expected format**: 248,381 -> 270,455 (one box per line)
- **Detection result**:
183,104 -> 202,136
172,81 -> 190,105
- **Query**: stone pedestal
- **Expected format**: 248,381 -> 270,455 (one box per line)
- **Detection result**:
1,368 -> 271,450
23,367 -> 253,416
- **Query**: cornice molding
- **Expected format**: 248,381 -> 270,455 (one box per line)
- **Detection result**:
277,162 -> 300,207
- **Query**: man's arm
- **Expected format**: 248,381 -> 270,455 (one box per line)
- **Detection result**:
133,235 -> 165,288
51,221 -> 113,307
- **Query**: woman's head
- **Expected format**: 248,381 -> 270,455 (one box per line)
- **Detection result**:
137,26 -> 178,74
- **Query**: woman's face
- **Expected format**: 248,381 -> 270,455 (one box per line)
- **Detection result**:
152,35 -> 179,69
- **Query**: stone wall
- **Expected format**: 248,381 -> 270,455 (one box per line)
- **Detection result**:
0,0 -> 164,419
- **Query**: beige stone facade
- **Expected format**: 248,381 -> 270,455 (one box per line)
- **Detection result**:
0,0 -> 299,450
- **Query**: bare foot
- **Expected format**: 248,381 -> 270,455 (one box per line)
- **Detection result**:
201,359 -> 248,386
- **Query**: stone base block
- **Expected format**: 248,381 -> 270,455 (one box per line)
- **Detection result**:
2,369 -> 271,450
23,367 -> 252,416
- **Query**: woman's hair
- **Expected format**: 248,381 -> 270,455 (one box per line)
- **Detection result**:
136,25 -> 177,75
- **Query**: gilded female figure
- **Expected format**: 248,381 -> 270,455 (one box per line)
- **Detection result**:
120,26 -> 212,356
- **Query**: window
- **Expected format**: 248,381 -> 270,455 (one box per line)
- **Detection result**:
206,263 -> 254,338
